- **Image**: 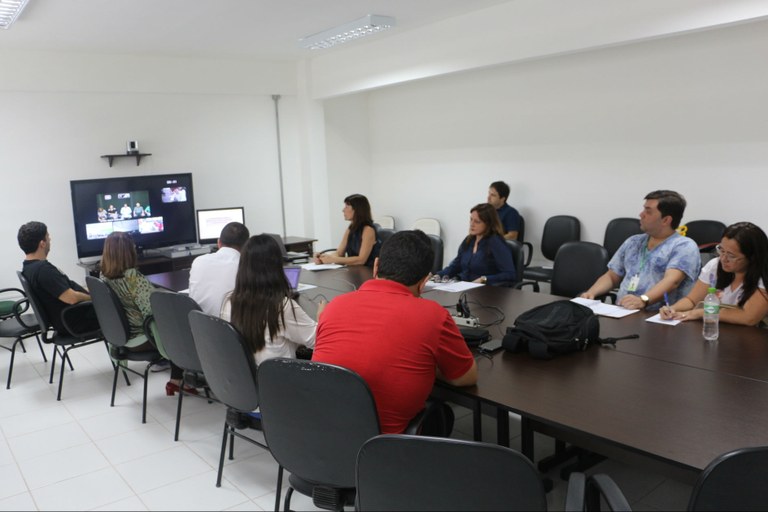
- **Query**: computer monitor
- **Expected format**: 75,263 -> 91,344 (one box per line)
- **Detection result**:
196,207 -> 245,245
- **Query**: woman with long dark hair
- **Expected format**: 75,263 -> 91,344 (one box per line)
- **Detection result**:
661,222 -> 768,326
434,203 -> 516,286
222,234 -> 322,364
314,193 -> 381,267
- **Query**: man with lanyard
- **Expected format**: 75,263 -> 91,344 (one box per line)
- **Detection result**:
580,190 -> 700,311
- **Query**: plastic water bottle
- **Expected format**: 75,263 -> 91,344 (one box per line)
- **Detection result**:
702,287 -> 720,341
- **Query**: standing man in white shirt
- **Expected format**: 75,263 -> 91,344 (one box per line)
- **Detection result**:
189,222 -> 249,316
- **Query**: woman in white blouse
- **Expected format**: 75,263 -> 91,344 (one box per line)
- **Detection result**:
660,222 -> 768,326
221,234 -> 325,365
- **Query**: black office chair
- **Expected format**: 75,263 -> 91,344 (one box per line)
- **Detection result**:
150,291 -> 215,441
585,446 -> 768,511
521,215 -> 581,288
682,220 -> 726,253
356,434 -> 594,511
427,234 -> 444,274
188,311 -> 267,488
377,227 -> 395,247
0,287 -> 45,389
505,239 -> 525,288
548,241 -> 610,298
687,446 -> 768,511
17,271 -> 104,401
603,217 -> 642,259
257,358 -> 380,511
86,277 -> 164,423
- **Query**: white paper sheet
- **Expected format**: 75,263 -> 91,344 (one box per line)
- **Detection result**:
570,297 -> 641,318
301,263 -> 343,271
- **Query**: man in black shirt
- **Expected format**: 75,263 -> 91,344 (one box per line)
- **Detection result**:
18,221 -> 99,335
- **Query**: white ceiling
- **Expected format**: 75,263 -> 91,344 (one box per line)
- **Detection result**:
0,0 -> 513,60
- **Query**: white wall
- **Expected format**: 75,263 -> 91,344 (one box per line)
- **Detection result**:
0,51 -> 301,289
323,19 -> 768,266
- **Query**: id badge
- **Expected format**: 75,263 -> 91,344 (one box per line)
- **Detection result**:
627,274 -> 640,292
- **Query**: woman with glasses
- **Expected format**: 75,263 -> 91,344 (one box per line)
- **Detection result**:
660,222 -> 768,326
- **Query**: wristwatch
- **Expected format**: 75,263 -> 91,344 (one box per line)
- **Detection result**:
640,294 -> 650,306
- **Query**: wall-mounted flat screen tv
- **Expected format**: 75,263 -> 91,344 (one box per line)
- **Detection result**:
70,173 -> 196,259
196,207 -> 245,245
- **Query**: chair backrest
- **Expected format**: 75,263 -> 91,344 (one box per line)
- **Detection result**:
356,434 -> 547,511
427,234 -> 444,274
412,218 -> 441,237
540,215 -> 581,261
17,271 -> 53,334
603,217 -> 642,259
150,291 -> 203,372
378,227 -> 396,247
188,310 -> 259,412
551,241 -> 609,298
374,215 -> 395,230
86,276 -> 131,348
505,239 -> 525,287
688,446 -> 768,511
257,358 -> 380,489
683,220 -> 726,251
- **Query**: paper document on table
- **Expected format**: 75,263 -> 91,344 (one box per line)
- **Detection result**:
297,283 -> 317,292
570,297 -> 640,318
432,281 -> 485,293
301,263 -> 343,271
645,313 -> 682,326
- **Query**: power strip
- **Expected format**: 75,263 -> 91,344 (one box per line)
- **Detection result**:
451,315 -> 479,328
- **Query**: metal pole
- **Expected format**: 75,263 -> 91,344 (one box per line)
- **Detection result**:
272,94 -> 287,238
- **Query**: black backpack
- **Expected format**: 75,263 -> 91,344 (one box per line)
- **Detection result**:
502,300 -> 637,359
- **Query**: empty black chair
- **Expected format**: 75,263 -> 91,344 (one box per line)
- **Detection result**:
603,217 -> 642,259
377,227 -> 395,247
687,446 -> 768,511
150,291 -> 212,441
356,434 -> 592,511
427,234 -> 444,274
0,287 -> 45,389
683,220 -> 726,253
188,311 -> 267,488
17,271 -> 103,401
258,358 -> 380,511
585,446 -> 768,511
549,242 -> 610,298
86,276 -> 163,423
522,215 -> 581,287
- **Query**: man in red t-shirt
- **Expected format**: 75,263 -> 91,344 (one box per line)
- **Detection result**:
312,230 -> 477,434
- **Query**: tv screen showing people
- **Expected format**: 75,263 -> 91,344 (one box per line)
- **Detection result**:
70,173 -> 196,259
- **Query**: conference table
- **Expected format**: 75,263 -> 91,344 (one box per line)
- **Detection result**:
147,264 -> 768,483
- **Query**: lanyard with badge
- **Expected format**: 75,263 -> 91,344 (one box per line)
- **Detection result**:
627,241 -> 649,293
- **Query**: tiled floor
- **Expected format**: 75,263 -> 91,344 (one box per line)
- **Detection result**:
0,340 -> 692,511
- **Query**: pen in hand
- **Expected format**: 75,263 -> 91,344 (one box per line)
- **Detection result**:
663,292 -> 670,308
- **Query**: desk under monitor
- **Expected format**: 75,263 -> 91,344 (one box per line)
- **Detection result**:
145,264 -> 768,483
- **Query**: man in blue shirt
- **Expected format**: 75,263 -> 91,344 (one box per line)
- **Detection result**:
487,181 -> 521,240
581,190 -> 701,311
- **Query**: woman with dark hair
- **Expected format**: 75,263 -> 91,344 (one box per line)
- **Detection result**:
434,203 -> 516,286
100,232 -> 187,395
314,193 -> 381,267
222,235 -> 323,364
661,222 -> 768,326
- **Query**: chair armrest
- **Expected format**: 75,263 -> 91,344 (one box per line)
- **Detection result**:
514,281 -> 540,292
585,473 -> 632,511
12,298 -> 35,328
61,301 -> 101,338
0,287 -> 27,319
522,241 -> 534,268
404,399 -> 455,437
317,248 -> 336,255
564,472 -> 586,512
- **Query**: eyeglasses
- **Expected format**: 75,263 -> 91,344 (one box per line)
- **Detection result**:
716,245 -> 744,262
